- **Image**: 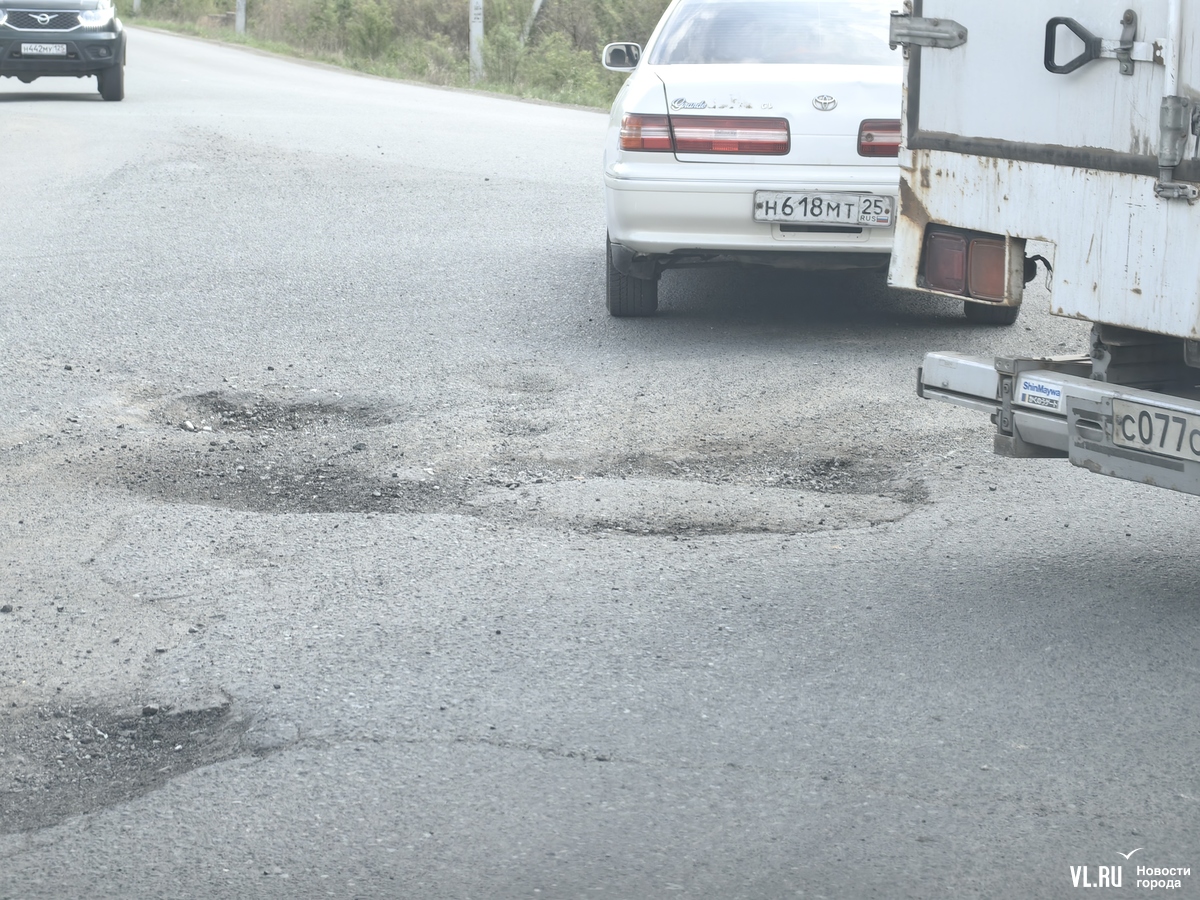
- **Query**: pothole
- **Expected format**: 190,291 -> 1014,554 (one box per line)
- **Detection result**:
159,390 -> 398,435
470,477 -> 913,536
776,456 -> 929,503
146,460 -> 466,516
82,391 -> 929,534
0,696 -> 251,833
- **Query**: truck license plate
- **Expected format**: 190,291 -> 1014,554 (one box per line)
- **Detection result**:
754,191 -> 892,227
1112,398 -> 1200,463
21,43 -> 67,56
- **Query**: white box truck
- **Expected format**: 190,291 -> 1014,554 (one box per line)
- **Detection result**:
888,0 -> 1200,494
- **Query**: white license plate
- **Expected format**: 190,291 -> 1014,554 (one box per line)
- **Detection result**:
754,191 -> 893,227
21,43 -> 68,56
1112,398 -> 1200,463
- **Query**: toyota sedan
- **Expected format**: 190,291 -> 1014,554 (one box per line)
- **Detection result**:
602,0 -> 900,316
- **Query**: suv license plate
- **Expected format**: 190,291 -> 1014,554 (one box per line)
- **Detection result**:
754,191 -> 892,227
1112,398 -> 1200,463
22,43 -> 68,56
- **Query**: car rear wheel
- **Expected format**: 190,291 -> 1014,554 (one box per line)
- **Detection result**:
97,64 -> 124,102
964,300 -> 1019,325
606,237 -> 658,317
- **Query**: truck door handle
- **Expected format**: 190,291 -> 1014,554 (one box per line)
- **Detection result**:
1044,17 -> 1102,74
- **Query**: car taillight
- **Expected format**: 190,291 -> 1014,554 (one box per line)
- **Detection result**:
857,119 -> 901,157
923,226 -> 1010,301
670,116 -> 790,155
619,114 -> 673,151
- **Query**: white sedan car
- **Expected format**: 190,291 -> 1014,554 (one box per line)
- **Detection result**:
602,0 -> 901,316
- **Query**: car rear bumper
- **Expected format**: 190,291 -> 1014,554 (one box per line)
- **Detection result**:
0,29 -> 123,76
604,167 -> 897,257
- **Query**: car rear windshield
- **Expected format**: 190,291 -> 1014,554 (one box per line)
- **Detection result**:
648,0 -> 899,66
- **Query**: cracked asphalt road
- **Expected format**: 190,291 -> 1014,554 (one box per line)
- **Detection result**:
1,28 -> 1199,900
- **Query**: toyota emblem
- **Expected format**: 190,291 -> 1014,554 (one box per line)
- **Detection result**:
813,95 -> 837,111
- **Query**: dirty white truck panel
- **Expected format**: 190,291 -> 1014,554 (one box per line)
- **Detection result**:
889,0 -> 1200,339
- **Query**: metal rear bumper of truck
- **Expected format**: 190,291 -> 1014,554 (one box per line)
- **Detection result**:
919,351 -> 1200,495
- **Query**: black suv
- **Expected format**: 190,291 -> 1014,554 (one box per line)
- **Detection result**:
0,0 -> 125,100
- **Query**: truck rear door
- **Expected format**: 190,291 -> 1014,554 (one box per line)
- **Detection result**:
888,0 -> 1200,339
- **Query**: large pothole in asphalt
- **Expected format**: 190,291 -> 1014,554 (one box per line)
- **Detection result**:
158,390 -> 399,434
470,476 -> 912,535
0,696 -> 250,834
85,390 -> 928,535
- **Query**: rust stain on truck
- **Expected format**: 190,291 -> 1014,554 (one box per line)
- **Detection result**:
899,174 -> 932,230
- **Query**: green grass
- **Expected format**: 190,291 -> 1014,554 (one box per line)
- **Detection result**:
119,0 -> 670,108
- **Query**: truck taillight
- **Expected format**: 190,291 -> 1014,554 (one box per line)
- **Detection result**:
925,231 -> 967,294
968,239 -> 1007,301
620,114 -> 673,151
857,119 -> 901,157
923,226 -> 1009,302
670,116 -> 790,155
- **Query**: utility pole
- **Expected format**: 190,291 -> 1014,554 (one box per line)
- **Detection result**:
235,0 -> 245,34
521,0 -> 545,45
469,0 -> 484,82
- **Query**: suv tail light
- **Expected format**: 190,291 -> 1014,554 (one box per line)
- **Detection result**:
923,226 -> 1009,301
857,119 -> 901,157
670,116 -> 790,155
619,114 -> 673,151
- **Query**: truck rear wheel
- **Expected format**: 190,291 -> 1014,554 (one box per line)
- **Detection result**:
964,301 -> 1019,326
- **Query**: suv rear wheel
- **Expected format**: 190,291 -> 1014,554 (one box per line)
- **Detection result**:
97,63 -> 124,102
606,236 -> 658,317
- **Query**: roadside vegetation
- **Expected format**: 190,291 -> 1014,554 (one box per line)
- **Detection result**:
115,0 -> 671,107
